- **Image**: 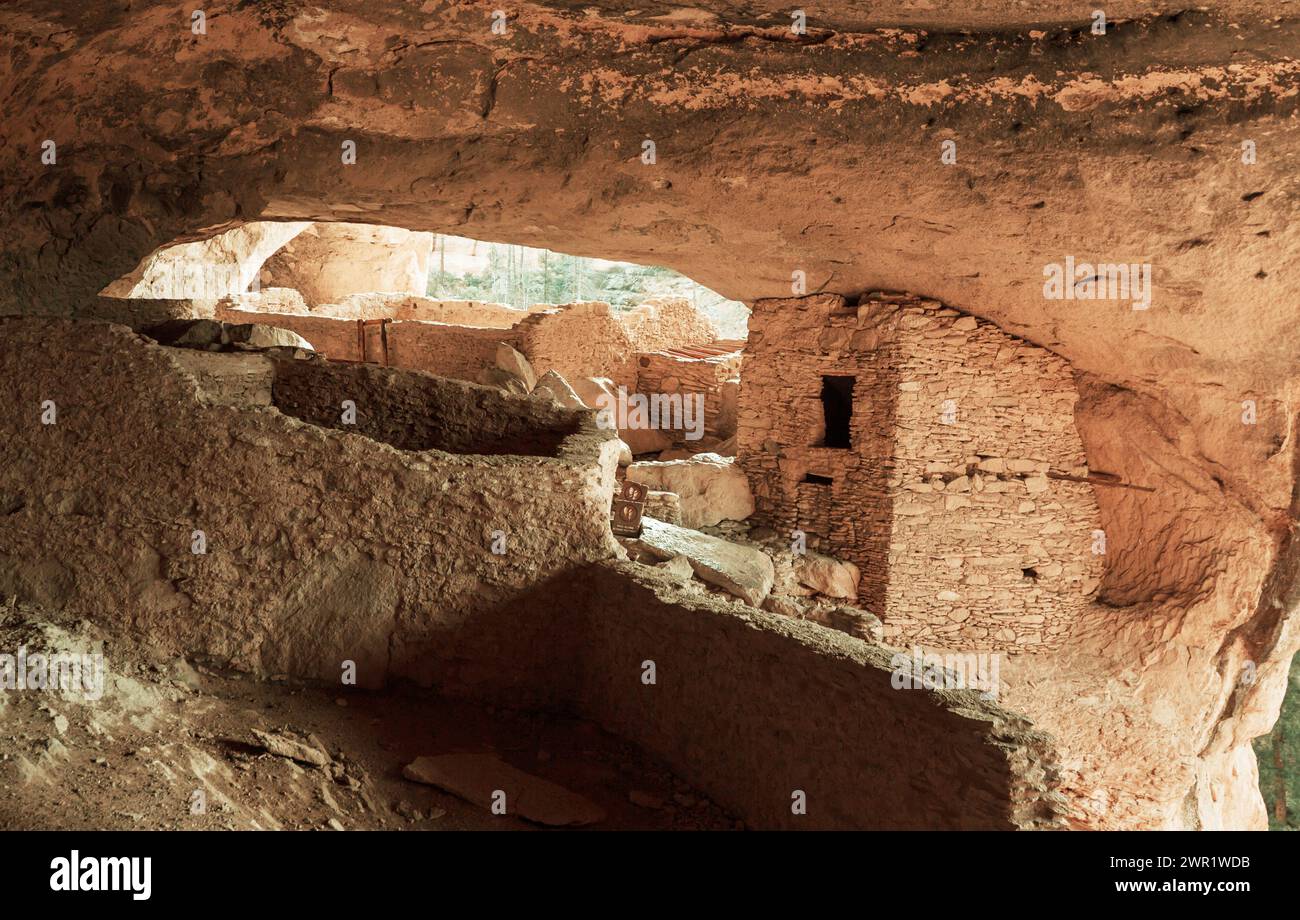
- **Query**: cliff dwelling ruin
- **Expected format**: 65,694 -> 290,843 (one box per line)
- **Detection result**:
0,0 -> 1298,865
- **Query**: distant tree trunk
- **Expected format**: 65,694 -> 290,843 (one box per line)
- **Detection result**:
516,245 -> 524,308
541,249 -> 549,303
507,245 -> 514,307
1274,725 -> 1288,825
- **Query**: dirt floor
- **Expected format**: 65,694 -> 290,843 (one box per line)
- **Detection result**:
0,598 -> 736,831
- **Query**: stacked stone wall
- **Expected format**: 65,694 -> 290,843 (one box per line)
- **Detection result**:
738,293 -> 1102,651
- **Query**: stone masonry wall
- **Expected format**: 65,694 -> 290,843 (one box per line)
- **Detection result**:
886,301 -> 1103,651
385,322 -> 518,381
738,293 -> 899,615
214,305 -> 520,380
571,560 -> 1064,830
636,351 -> 742,444
514,302 -> 638,389
0,318 -> 618,700
313,295 -> 537,328
217,301 -> 641,390
738,293 -> 1102,652
620,297 -> 720,354
108,295 -> 720,402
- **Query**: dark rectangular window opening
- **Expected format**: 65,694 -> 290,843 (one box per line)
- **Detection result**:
802,473 -> 833,486
819,375 -> 855,449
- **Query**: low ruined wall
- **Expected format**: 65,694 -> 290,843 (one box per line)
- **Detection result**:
311,295 -> 534,328
213,307 -> 519,382
570,561 -> 1062,830
392,298 -> 534,327
216,306 -> 364,359
515,303 -> 637,389
271,358 -> 581,457
636,351 -> 741,444
0,317 -> 618,700
620,297 -> 720,354
385,321 -> 517,382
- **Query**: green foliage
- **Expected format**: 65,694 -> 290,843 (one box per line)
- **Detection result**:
1254,653 -> 1300,829
426,239 -> 749,337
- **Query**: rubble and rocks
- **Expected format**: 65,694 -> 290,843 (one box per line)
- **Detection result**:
476,366 -> 531,395
626,453 -> 755,528
793,552 -> 861,600
250,730 -> 332,768
643,490 -> 683,525
626,517 -> 774,607
532,369 -> 585,410
495,342 -> 537,391
402,753 -> 606,827
144,318 -> 315,354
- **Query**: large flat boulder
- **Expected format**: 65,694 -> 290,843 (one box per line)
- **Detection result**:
625,453 -> 754,528
572,375 -> 673,455
403,753 -> 605,827
794,551 -> 861,600
532,368 -> 585,410
495,342 -> 537,391
226,322 -> 314,351
570,375 -> 615,410
632,517 -> 773,607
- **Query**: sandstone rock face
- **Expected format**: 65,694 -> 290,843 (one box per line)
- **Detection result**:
626,453 -> 755,528
100,223 -> 311,300
258,223 -> 433,307
632,517 -> 774,607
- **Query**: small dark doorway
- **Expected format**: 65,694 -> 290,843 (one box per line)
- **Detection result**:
819,375 -> 855,449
